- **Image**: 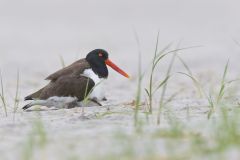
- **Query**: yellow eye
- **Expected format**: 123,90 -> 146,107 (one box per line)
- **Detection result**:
99,53 -> 103,57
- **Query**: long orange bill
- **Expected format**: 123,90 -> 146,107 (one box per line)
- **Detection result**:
105,59 -> 130,78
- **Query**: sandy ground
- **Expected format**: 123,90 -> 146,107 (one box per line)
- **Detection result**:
1,0 -> 240,160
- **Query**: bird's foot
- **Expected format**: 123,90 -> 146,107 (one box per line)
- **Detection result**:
102,97 -> 107,101
90,97 -> 102,106
66,100 -> 79,109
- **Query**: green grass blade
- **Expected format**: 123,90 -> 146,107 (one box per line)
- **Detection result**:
133,29 -> 144,129
13,70 -> 20,120
153,31 -> 160,61
177,72 -> 204,97
217,60 -> 229,103
144,88 -> 150,97
0,70 -> 7,117
153,75 -> 171,94
147,32 -> 160,113
177,55 -> 193,76
157,44 -> 180,125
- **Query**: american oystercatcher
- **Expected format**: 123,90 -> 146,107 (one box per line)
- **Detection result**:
23,49 -> 129,110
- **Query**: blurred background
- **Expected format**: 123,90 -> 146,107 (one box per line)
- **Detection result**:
1,0 -> 240,78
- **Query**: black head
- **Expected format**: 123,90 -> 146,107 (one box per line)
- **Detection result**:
86,49 -> 109,78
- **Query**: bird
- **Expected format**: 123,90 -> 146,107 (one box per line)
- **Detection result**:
23,49 -> 130,110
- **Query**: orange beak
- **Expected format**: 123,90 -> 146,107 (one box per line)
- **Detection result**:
105,59 -> 130,78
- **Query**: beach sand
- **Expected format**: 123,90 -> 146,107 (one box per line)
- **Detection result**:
0,0 -> 240,159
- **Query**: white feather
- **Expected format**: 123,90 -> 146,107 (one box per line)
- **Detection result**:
82,69 -> 105,100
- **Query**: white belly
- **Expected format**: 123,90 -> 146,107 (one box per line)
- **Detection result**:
82,69 -> 105,100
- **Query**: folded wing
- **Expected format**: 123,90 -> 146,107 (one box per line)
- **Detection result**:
46,59 -> 91,81
25,75 -> 95,101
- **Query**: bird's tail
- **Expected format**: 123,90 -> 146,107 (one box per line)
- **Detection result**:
22,103 -> 32,110
24,96 -> 33,101
24,87 -> 45,101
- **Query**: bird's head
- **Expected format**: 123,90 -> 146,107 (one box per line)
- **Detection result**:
86,49 -> 130,78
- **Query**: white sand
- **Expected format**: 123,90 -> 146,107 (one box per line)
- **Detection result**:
0,0 -> 240,159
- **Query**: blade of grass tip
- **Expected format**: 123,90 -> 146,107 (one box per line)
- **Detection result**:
13,70 -> 20,120
152,52 -> 169,71
221,60 -> 229,87
232,38 -> 240,47
151,42 -> 173,71
0,70 -> 7,117
153,44 -> 180,71
177,55 -> 193,76
217,60 -> 229,103
153,31 -> 160,62
157,42 -> 181,125
153,45 -> 202,71
155,45 -> 203,70
153,75 -> 171,94
165,45 -> 203,54
58,54 -> 65,68
144,89 -> 150,98
156,43 -> 173,58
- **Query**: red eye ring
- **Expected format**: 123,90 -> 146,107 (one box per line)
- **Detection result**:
99,53 -> 103,57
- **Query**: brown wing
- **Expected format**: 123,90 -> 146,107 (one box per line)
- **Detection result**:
46,59 -> 91,81
25,75 -> 95,101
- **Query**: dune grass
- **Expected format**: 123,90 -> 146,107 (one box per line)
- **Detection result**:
120,37 -> 240,159
140,35 -> 202,124
178,58 -> 238,119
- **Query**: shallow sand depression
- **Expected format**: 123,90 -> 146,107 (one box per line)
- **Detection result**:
1,0 -> 240,160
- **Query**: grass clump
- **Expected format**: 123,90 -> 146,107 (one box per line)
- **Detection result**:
133,32 -> 203,126
178,58 -> 238,119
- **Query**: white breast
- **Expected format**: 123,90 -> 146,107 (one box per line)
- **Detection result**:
82,69 -> 105,100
